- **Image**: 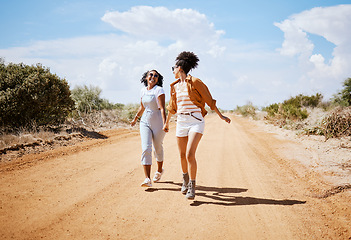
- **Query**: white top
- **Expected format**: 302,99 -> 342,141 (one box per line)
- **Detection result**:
140,85 -> 165,108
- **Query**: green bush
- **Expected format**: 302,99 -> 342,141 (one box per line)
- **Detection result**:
282,104 -> 308,120
70,85 -> 122,113
235,102 -> 257,118
283,93 -> 323,108
332,78 -> 351,107
264,103 -> 308,120
263,93 -> 322,121
0,60 -> 74,129
264,103 -> 279,118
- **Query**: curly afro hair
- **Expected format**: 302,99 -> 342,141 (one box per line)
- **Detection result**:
140,70 -> 164,87
175,51 -> 199,74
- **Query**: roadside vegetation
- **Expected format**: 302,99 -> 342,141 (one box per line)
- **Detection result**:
0,58 -> 350,154
0,59 -> 139,151
235,77 -> 351,140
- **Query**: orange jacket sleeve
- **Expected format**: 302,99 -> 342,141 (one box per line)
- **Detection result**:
192,77 -> 217,111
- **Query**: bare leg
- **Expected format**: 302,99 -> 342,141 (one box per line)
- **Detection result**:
186,132 -> 203,180
178,136 -> 189,194
152,125 -> 165,174
157,161 -> 163,173
143,165 -> 151,179
177,136 -> 188,174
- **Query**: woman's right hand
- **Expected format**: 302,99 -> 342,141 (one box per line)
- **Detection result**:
130,119 -> 137,127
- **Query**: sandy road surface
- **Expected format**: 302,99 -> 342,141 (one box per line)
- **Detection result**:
0,115 -> 350,239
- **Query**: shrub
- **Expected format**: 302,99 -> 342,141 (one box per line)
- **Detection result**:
70,85 -> 123,114
71,85 -> 116,113
69,85 -> 127,127
264,103 -> 280,118
0,60 -> 74,129
264,103 -> 308,121
323,107 -> 351,139
235,102 -> 257,118
332,78 -> 351,107
283,93 -> 323,108
263,93 -> 322,122
281,104 -> 309,120
119,103 -> 140,123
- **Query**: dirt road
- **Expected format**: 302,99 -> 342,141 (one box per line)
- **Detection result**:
0,115 -> 350,239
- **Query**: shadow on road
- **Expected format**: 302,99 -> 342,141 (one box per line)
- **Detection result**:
146,181 -> 306,207
66,127 -> 108,139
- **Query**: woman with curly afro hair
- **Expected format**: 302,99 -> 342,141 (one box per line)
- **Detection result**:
131,69 -> 166,187
163,51 -> 231,200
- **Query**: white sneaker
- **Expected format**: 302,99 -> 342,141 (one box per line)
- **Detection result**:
141,178 -> 152,187
153,169 -> 164,183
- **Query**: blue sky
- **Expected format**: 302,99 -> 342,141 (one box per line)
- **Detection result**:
1,0 -> 351,109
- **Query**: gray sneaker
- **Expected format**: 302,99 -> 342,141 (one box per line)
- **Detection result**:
181,173 -> 189,194
186,180 -> 195,200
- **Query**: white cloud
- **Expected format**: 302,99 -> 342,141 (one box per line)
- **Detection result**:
291,5 -> 351,45
275,5 -> 351,55
1,5 -> 351,110
274,20 -> 314,57
101,6 -> 224,41
274,4 -> 351,100
1,6 -> 231,106
101,6 -> 225,57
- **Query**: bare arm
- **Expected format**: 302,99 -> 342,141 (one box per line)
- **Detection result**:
213,105 -> 231,124
157,94 -> 167,125
163,111 -> 173,132
130,101 -> 145,127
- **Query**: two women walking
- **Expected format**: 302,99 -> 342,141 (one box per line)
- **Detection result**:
131,51 -> 231,199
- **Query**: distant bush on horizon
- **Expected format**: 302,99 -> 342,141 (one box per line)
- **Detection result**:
263,93 -> 323,122
69,85 -> 139,126
235,102 -> 258,119
70,85 -> 123,114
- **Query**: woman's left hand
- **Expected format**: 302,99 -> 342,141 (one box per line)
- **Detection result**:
221,115 -> 231,124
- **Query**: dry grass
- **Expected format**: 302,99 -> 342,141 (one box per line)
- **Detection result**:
2,106 -> 350,156
0,130 -> 56,150
67,108 -> 136,130
323,107 -> 351,139
241,106 -> 351,140
0,109 -> 132,152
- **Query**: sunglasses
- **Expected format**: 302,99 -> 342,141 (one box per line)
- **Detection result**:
172,66 -> 178,71
149,73 -> 158,78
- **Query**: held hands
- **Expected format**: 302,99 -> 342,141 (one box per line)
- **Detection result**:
163,123 -> 169,132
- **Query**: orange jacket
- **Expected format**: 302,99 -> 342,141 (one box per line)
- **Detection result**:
167,75 -> 217,117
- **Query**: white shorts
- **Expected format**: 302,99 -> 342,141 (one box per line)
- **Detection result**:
176,112 -> 205,137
